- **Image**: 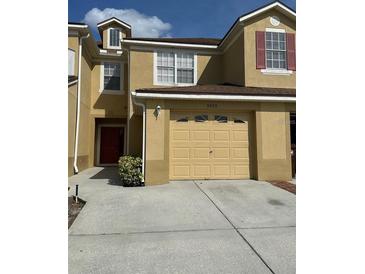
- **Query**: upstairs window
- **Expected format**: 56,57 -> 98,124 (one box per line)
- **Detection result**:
68,48 -> 75,76
177,53 -> 194,84
103,62 -> 121,90
157,52 -> 175,84
109,28 -> 120,47
256,30 -> 295,71
265,32 -> 286,69
155,51 -> 195,85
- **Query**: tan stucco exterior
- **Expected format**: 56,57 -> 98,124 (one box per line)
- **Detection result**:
68,31 -> 129,176
222,31 -> 245,86
68,36 -> 92,176
142,99 -> 294,184
243,10 -> 296,88
68,3 -> 296,183
101,22 -> 130,49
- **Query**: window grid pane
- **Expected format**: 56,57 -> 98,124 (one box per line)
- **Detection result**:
104,63 -> 120,90
110,29 -> 120,47
157,52 -> 175,84
156,52 -> 195,84
265,32 -> 287,69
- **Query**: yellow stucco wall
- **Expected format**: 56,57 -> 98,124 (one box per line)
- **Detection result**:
87,58 -> 129,166
129,49 -> 223,91
145,100 -> 170,185
255,102 -> 293,180
244,10 -> 296,88
68,42 -> 92,176
222,31 -> 245,86
143,98 -> 295,185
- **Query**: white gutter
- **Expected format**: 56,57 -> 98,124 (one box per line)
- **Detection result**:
132,91 -> 296,102
131,95 -> 146,182
73,33 -> 90,174
123,39 -> 218,49
68,24 -> 88,29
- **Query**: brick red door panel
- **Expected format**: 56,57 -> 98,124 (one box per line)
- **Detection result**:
100,127 -> 124,164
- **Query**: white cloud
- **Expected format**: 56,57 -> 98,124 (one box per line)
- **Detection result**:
83,8 -> 172,38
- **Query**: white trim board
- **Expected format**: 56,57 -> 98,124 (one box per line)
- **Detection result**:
107,28 -> 123,49
97,18 -> 131,29
123,39 -> 218,49
219,1 -> 295,49
132,91 -> 296,102
96,124 -> 127,166
239,2 -> 296,22
68,24 -> 88,29
265,28 -> 286,33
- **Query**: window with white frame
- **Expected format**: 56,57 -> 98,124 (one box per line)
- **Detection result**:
265,32 -> 286,69
68,48 -> 75,76
109,28 -> 120,47
177,53 -> 194,83
103,62 -> 121,90
157,52 -> 175,84
156,51 -> 195,85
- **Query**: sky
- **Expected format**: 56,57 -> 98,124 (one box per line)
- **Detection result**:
69,0 -> 295,40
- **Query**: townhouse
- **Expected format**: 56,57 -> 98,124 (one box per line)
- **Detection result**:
68,1 -> 296,185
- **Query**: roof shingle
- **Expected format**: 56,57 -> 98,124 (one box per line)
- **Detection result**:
136,84 -> 295,97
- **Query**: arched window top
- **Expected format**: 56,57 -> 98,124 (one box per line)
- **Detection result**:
177,117 -> 188,122
234,119 -> 246,124
194,115 -> 208,122
215,115 -> 228,123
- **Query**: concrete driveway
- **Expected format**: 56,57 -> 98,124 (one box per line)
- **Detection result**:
69,167 -> 295,274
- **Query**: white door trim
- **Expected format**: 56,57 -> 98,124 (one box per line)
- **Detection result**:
96,123 -> 127,166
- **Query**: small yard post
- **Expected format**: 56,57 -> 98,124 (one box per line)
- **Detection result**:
75,184 -> 79,203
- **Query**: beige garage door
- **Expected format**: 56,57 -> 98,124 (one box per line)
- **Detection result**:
170,111 -> 250,180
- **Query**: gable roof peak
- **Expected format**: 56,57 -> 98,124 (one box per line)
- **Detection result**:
97,17 -> 131,29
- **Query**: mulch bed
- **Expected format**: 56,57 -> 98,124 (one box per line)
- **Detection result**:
267,180 -> 296,194
68,196 -> 86,228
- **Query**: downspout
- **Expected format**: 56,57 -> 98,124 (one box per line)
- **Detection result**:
131,94 -> 146,182
73,33 -> 89,174
122,44 -> 131,155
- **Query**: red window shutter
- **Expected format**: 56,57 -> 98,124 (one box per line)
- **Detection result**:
256,31 -> 266,69
286,33 -> 296,71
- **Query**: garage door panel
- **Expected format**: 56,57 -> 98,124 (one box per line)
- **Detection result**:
231,148 -> 249,159
193,165 -> 211,177
172,165 -> 190,177
172,130 -> 189,141
211,141 -> 230,147
232,130 -> 248,141
212,148 -> 230,159
172,148 -> 190,160
232,165 -> 250,176
191,131 -> 210,141
192,148 -> 210,160
212,165 -> 231,176
170,112 -> 251,180
171,141 -> 190,148
212,130 -> 230,141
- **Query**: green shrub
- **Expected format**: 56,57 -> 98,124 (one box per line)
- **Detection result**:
118,156 -> 144,187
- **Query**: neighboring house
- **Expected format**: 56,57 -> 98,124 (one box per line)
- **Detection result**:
68,1 -> 296,184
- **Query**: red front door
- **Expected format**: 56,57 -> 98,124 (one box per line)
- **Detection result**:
99,127 -> 124,164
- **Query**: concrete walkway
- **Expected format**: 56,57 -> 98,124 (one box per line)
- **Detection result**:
69,167 -> 296,274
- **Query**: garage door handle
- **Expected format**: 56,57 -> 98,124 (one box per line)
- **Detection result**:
209,150 -> 213,153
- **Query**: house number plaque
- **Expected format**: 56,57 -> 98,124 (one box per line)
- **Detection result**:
207,103 -> 218,108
